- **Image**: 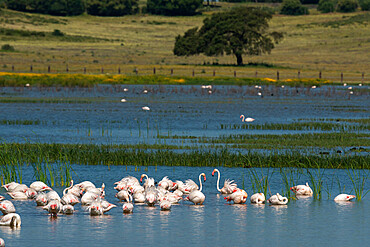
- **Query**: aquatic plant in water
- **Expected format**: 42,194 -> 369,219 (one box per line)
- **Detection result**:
346,166 -> 369,201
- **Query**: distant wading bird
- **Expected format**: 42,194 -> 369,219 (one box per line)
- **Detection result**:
240,115 -> 255,122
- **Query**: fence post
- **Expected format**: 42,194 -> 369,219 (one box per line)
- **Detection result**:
319,71 -> 322,79
277,71 -> 279,81
234,71 -> 236,77
84,67 -> 86,74
213,70 -> 215,76
118,67 -> 121,74
298,70 -> 300,79
48,65 -> 50,73
153,67 -> 156,75
341,72 -> 343,83
171,69 -> 173,75
66,65 -> 69,72
135,68 -> 138,75
101,67 -> 104,74
30,65 -> 33,72
255,71 -> 258,77
12,65 -> 14,72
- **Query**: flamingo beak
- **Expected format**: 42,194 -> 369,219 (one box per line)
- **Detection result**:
140,177 -> 143,183
212,170 -> 215,176
172,182 -> 177,187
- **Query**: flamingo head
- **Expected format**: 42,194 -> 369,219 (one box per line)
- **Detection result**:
347,195 -> 356,201
201,173 -> 206,181
212,169 -> 216,176
50,204 -> 56,210
290,187 -> 296,192
240,115 -> 244,119
42,186 -> 52,191
140,176 -> 144,183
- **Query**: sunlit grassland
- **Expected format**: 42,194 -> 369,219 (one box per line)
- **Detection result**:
0,8 -> 368,82
0,71 -> 334,87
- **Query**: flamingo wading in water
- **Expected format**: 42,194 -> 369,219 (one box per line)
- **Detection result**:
212,169 -> 237,194
185,173 -> 206,205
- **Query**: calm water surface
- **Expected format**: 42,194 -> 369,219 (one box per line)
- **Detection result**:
0,84 -> 369,246
1,165 -> 369,247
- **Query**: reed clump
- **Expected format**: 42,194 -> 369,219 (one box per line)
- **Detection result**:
0,142 -> 368,169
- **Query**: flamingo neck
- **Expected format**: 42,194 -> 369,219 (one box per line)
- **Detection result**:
198,174 -> 203,192
63,180 -> 74,196
215,169 -> 221,192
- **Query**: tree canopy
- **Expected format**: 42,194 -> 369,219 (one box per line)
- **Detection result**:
173,7 -> 284,66
146,0 -> 203,16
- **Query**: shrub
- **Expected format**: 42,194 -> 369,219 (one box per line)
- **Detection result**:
359,0 -> 370,10
51,29 -> 64,36
337,0 -> 359,12
318,0 -> 336,12
280,0 -> 309,15
86,0 -> 139,16
1,44 -> 15,51
147,0 -> 203,16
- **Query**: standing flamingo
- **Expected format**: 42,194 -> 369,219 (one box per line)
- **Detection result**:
212,169 -> 237,194
184,173 -> 206,205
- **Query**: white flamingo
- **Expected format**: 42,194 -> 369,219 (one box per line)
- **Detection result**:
267,193 -> 288,205
250,193 -> 265,204
35,192 -> 48,206
0,213 -> 21,227
30,181 -> 52,192
1,182 -> 19,192
290,183 -> 313,196
212,168 -> 238,194
224,189 -> 248,204
240,115 -> 255,122
160,199 -> 172,211
122,195 -> 134,214
61,204 -> 74,214
334,194 -> 356,202
184,173 -> 206,205
43,200 -> 61,216
0,200 -> 16,215
7,192 -> 27,200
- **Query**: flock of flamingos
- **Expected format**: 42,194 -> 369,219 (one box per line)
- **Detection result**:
0,168 -> 356,245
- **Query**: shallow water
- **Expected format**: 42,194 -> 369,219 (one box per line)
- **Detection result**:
1,165 -> 369,247
0,84 -> 368,146
0,84 -> 369,246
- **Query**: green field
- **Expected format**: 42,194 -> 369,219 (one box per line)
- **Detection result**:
0,5 -> 369,83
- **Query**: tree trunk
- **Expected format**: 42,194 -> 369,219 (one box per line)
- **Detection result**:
235,53 -> 243,66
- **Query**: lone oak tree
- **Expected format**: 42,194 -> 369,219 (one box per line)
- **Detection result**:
173,7 -> 284,66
